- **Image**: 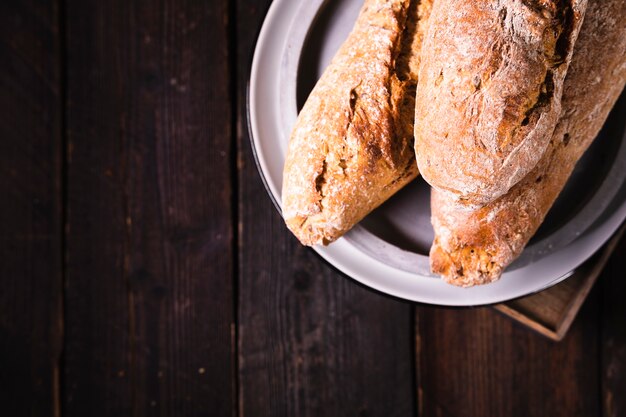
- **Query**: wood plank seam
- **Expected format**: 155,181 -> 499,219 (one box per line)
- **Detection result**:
228,0 -> 240,416
58,0 -> 68,415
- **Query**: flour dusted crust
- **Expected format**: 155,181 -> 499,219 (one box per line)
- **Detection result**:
415,0 -> 587,207
282,0 -> 432,246
430,0 -> 626,286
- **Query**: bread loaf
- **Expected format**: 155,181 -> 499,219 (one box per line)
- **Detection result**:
430,0 -> 626,286
414,0 -> 587,207
282,0 -> 432,246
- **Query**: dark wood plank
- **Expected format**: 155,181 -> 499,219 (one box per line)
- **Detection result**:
601,233 -> 626,417
416,298 -> 600,417
237,1 -> 415,416
0,1 -> 62,416
65,0 -> 234,415
64,1 -> 131,411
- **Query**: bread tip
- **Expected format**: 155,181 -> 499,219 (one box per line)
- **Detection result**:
430,242 -> 503,287
284,214 -> 340,247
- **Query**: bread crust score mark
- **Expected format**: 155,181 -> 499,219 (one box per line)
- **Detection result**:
430,0 -> 626,286
414,0 -> 588,207
282,0 -> 432,246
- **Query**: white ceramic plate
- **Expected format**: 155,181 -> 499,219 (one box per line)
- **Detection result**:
248,0 -> 626,305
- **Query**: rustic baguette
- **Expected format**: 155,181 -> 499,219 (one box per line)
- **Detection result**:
414,0 -> 587,207
430,0 -> 626,286
282,0 -> 432,246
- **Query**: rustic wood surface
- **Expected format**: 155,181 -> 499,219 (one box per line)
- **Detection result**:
0,1 -> 63,416
64,0 -> 234,415
601,235 -> 626,417
416,294 -> 601,417
0,1 -> 625,416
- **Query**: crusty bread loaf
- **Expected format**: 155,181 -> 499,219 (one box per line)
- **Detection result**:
414,0 -> 587,207
430,0 -> 626,286
282,0 -> 433,246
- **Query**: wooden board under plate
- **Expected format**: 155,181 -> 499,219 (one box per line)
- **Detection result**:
495,222 -> 626,341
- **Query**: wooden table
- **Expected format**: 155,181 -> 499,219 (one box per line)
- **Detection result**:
1,1 -> 625,416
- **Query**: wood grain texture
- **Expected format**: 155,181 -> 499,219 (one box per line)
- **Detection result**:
601,233 -> 626,417
2,0 -> 626,416
236,1 -> 415,416
416,300 -> 600,417
64,0 -> 234,415
64,0 -> 131,411
0,1 -> 63,416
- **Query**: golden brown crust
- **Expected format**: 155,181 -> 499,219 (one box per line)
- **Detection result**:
430,0 -> 626,286
282,0 -> 432,246
415,0 -> 587,207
